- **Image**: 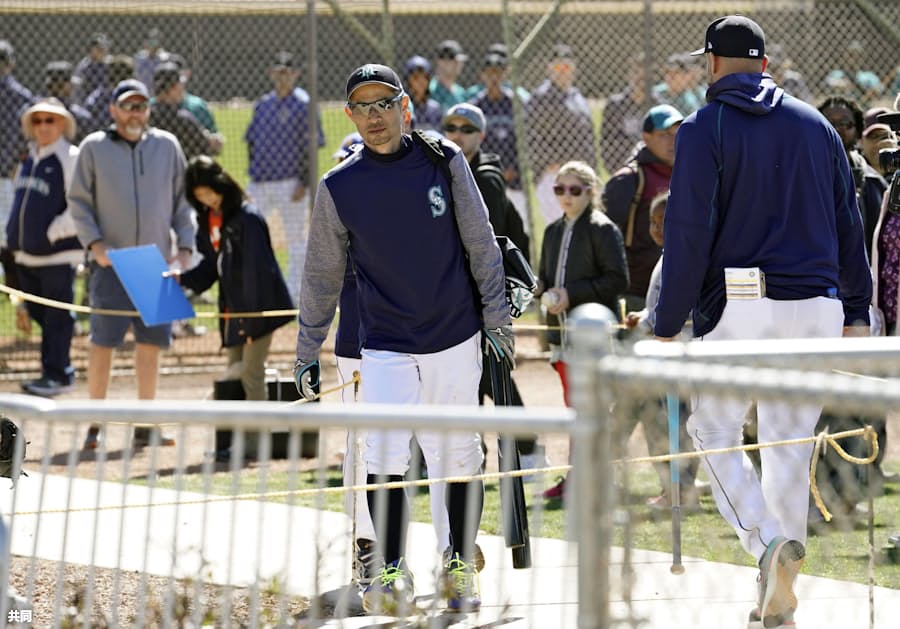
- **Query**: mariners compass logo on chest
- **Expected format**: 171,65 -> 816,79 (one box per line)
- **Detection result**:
428,185 -> 446,218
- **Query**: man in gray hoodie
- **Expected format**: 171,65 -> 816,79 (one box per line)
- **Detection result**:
68,78 -> 196,450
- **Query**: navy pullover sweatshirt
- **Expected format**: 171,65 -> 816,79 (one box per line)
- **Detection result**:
295,135 -> 508,361
654,73 -> 872,337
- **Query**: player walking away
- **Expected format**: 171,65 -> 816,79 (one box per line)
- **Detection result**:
653,16 -> 872,629
244,51 -> 324,303
5,99 -> 81,397
293,63 -> 510,615
69,79 -> 196,451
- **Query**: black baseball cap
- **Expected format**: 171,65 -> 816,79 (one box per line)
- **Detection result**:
346,63 -> 402,100
153,62 -> 182,92
436,40 -> 467,61
691,15 -> 766,59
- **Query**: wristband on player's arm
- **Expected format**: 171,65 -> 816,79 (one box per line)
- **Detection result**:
293,358 -> 321,400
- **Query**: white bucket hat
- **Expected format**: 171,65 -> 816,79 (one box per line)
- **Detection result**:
21,97 -> 76,141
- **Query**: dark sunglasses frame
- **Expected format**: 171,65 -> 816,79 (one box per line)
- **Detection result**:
31,117 -> 58,126
553,184 -> 590,197
346,93 -> 403,116
443,124 -> 480,134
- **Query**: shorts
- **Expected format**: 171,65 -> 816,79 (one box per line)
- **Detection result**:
88,263 -> 171,348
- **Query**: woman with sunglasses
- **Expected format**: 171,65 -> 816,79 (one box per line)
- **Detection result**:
175,156 -> 294,455
537,160 -> 628,499
5,98 -> 82,397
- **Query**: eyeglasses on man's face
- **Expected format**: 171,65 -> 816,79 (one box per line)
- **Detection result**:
553,184 -> 589,197
346,93 -> 403,117
443,124 -> 480,135
32,116 -> 58,126
118,101 -> 150,113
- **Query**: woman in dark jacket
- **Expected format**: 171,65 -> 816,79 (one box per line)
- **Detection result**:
179,156 -> 294,401
537,159 -> 629,499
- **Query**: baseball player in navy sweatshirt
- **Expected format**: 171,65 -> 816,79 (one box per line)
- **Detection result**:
654,16 -> 872,629
293,64 -> 510,615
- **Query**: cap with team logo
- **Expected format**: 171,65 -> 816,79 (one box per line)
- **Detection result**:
691,15 -> 765,59
345,63 -> 402,100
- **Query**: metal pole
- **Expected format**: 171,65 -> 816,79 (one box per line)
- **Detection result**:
568,304 -> 618,628
382,0 -> 395,68
307,0 -> 319,204
642,0 -> 655,109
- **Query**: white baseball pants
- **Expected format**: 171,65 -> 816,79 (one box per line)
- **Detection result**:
360,333 -> 484,550
246,179 -> 308,302
686,296 -> 844,562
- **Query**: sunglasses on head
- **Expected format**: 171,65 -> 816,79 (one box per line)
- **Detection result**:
443,124 -> 480,135
553,184 -> 589,197
346,93 -> 403,116
118,101 -> 149,113
31,116 -> 57,126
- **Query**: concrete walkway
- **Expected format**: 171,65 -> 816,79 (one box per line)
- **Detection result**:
3,472 -> 899,627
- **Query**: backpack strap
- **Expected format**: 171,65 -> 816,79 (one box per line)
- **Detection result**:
623,159 -> 644,248
411,130 -> 455,207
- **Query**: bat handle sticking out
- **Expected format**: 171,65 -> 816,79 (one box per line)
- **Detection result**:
667,392 -> 685,575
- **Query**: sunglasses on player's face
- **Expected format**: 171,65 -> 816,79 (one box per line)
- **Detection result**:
553,184 -> 589,197
443,124 -> 480,135
346,93 -> 403,117
31,116 -> 58,126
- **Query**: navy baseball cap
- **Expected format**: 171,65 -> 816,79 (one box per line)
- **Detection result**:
112,78 -> 150,103
643,105 -> 684,133
404,55 -> 431,78
691,15 -> 766,59
0,40 -> 13,64
346,64 -> 402,99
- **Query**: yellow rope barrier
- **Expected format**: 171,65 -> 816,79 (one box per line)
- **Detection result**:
10,425 -> 877,518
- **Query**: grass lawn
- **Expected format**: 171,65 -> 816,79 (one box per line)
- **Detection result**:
148,458 -> 900,590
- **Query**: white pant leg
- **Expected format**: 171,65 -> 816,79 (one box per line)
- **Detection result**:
246,179 -> 308,303
687,297 -> 844,561
414,333 -> 484,552
535,168 -> 563,226
337,356 -> 375,541
0,178 -> 12,249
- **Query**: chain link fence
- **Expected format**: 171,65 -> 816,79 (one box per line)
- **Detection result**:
1,0 -> 899,380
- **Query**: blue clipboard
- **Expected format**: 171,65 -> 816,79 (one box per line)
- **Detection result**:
107,244 -> 195,326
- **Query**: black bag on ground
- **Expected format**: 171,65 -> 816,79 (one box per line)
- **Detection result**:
0,416 -> 27,483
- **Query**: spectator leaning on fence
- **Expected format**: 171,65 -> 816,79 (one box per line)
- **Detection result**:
653,16 -> 872,629
4,98 -> 81,397
0,39 -> 33,290
293,63 -> 510,615
244,51 -> 324,303
68,79 -> 196,451
526,43 -> 597,226
602,104 -> 682,312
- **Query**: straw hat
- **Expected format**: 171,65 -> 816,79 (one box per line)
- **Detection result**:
20,97 -> 76,141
